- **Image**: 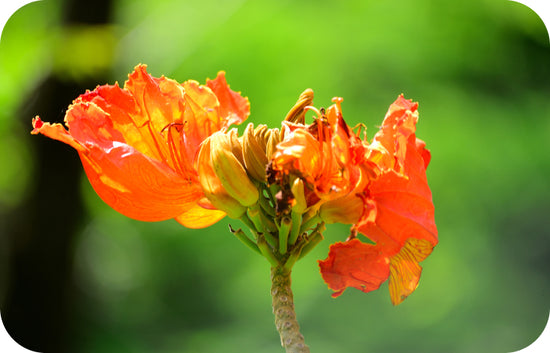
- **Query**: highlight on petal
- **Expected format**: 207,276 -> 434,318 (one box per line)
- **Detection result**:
79,143 -> 204,222
319,239 -> 390,298
32,65 -> 250,227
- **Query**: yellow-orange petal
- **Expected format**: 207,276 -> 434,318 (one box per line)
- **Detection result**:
175,204 -> 226,229
388,237 -> 435,305
72,65 -> 186,169
272,129 -> 322,186
125,64 -> 183,130
319,193 -> 364,224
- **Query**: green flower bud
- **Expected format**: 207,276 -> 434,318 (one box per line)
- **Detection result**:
196,134 -> 247,218
196,130 -> 259,218
291,177 -> 307,214
211,130 -> 259,207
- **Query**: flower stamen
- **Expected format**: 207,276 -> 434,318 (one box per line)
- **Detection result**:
162,122 -> 187,175
144,120 -> 170,166
303,105 -> 322,119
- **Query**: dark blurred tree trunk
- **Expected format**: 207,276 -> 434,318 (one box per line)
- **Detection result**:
2,0 -> 113,352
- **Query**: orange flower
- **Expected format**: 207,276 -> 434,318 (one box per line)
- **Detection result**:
270,94 -> 437,304
32,65 -> 250,228
270,98 -> 367,212
318,95 -> 437,304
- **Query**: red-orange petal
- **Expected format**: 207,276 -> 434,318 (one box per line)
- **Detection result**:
369,95 -> 419,174
319,239 -> 390,298
415,138 -> 431,169
360,134 -> 437,250
31,117 -> 86,153
206,71 -> 250,127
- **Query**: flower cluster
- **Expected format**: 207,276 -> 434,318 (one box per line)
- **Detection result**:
32,65 -> 437,305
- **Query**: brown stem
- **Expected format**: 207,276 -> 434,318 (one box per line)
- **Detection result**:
271,266 -> 310,353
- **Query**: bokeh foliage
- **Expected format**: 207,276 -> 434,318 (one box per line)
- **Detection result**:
1,0 -> 549,352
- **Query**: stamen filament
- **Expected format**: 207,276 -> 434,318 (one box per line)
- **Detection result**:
145,120 -> 170,166
165,124 -> 185,175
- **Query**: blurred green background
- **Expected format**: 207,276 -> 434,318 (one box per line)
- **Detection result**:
1,0 -> 549,352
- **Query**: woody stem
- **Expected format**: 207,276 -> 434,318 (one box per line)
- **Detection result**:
271,266 -> 310,353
